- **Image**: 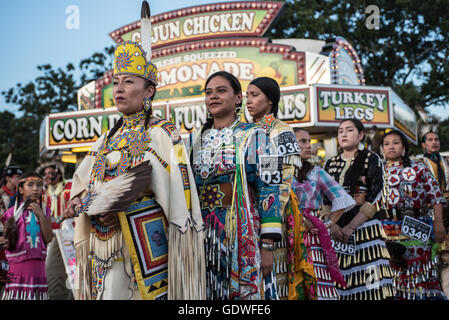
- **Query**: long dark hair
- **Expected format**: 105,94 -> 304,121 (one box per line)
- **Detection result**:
107,78 -> 156,140
339,118 -> 369,194
201,71 -> 242,134
381,129 -> 411,168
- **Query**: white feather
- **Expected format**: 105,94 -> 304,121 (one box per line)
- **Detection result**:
84,171 -> 137,216
5,152 -> 12,167
140,1 -> 152,60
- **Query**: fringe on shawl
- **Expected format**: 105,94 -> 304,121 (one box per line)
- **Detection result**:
74,237 -> 92,300
168,221 -> 206,300
88,229 -> 123,269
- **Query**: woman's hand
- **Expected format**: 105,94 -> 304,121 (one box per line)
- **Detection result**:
260,241 -> 274,278
63,197 -> 82,219
330,224 -> 345,243
433,221 -> 447,244
341,225 -> 356,243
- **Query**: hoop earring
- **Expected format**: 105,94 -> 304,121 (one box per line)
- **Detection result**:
143,97 -> 152,113
358,142 -> 364,151
235,105 -> 242,115
206,111 -> 213,120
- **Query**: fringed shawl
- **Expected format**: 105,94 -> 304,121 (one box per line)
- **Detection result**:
70,118 -> 205,300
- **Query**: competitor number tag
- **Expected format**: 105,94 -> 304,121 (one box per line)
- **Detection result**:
259,155 -> 283,185
401,215 -> 432,243
331,234 -> 356,256
272,131 -> 301,157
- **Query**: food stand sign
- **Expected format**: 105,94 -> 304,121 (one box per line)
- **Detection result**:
45,105 -> 169,150
46,109 -> 121,150
315,84 -> 392,127
170,85 -> 312,135
109,1 -> 285,48
275,85 -> 311,126
96,38 -> 306,107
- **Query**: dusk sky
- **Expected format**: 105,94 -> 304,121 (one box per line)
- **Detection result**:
0,0 -> 446,120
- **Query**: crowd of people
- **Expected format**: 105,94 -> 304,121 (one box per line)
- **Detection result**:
0,7 -> 448,301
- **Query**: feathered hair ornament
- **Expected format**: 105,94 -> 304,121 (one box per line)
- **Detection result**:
112,1 -> 158,85
140,1 -> 152,60
57,161 -> 152,223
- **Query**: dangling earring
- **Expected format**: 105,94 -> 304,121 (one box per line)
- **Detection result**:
380,146 -> 384,158
142,97 -> 152,113
235,105 -> 242,115
206,110 -> 213,120
358,142 -> 365,151
401,149 -> 405,157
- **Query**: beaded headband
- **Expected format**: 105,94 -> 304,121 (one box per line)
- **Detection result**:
19,177 -> 43,184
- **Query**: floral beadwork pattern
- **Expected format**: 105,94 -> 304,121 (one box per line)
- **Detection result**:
200,184 -> 225,211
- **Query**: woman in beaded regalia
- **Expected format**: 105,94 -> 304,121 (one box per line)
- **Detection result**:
62,2 -> 205,300
323,118 -> 395,300
292,128 -> 354,300
245,77 -> 316,300
191,71 -> 282,300
379,129 -> 447,300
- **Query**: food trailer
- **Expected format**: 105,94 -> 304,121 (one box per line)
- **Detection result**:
40,1 -> 418,167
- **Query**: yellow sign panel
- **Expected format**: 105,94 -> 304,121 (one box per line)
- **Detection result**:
316,85 -> 392,127
110,1 -> 285,48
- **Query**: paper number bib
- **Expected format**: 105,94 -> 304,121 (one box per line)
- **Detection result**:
259,155 -> 283,185
331,234 -> 356,256
401,215 -> 432,243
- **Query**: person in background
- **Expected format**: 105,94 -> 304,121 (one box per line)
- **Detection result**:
293,128 -> 354,299
246,77 -> 308,299
420,131 -> 449,297
1,171 -> 52,300
38,162 -> 73,300
324,118 -> 395,300
191,71 -> 282,300
0,166 -> 23,217
0,166 -> 23,295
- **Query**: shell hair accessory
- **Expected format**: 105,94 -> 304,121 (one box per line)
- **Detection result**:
113,1 -> 158,86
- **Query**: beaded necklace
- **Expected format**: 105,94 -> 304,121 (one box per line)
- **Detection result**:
194,119 -> 239,180
122,109 -> 146,129
87,110 -> 151,247
90,110 -> 150,187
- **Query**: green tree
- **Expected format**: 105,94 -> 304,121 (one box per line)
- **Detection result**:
1,47 -> 114,171
269,0 -> 449,120
79,45 -> 114,84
